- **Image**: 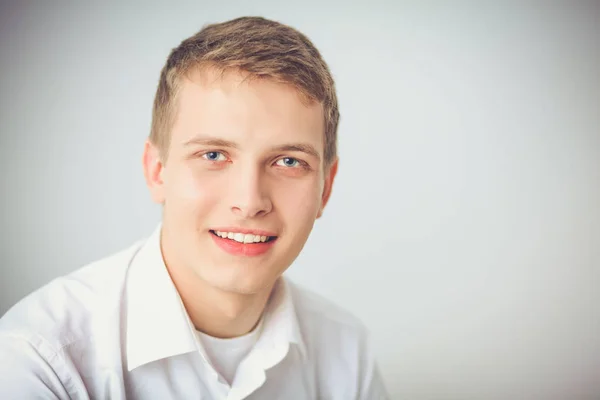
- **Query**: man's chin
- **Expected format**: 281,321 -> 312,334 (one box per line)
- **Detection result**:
201,272 -> 276,296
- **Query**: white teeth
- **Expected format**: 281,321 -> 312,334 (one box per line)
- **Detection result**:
213,231 -> 272,243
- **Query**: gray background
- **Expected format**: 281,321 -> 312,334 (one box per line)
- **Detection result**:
1,2 -> 599,399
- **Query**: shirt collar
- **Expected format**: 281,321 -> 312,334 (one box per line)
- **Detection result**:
125,225 -> 197,371
125,225 -> 307,372
256,278 -> 307,362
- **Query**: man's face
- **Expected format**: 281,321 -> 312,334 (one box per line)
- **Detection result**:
144,69 -> 337,294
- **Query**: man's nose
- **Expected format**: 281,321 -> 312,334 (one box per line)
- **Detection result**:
229,166 -> 273,219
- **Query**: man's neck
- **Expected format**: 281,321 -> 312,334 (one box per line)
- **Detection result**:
176,274 -> 273,339
160,239 -> 273,339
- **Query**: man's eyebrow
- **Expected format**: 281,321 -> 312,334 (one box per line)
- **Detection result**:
183,135 -> 239,149
183,135 -> 321,159
271,143 -> 321,159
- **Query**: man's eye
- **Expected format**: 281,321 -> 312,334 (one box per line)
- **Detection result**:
275,157 -> 301,168
202,151 -> 227,161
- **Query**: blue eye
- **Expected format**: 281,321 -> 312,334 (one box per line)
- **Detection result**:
276,157 -> 300,167
202,151 -> 226,161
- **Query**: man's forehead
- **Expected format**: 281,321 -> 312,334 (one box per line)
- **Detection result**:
181,66 -> 322,111
174,70 -> 324,134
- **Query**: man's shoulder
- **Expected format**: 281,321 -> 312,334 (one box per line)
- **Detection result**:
287,280 -> 367,336
0,239 -> 144,349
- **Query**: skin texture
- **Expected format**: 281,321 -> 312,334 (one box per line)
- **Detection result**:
143,68 -> 338,338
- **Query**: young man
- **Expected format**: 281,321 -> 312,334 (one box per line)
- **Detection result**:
0,17 -> 388,399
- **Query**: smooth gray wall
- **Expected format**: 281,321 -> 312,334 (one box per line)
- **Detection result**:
1,2 -> 599,399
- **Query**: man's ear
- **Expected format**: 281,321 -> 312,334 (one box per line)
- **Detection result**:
142,140 -> 166,205
317,158 -> 339,219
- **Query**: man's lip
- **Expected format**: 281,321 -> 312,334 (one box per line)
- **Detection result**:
209,227 -> 278,237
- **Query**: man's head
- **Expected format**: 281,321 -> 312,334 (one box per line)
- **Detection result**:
143,16 -> 339,295
149,16 -> 339,167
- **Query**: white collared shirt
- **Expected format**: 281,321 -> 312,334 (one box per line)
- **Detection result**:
0,227 -> 388,399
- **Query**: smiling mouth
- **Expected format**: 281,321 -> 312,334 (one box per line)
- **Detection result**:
210,230 -> 277,244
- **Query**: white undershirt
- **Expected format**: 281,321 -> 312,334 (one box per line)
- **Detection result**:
195,316 -> 265,385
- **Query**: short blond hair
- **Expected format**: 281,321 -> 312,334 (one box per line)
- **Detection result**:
149,16 -> 339,167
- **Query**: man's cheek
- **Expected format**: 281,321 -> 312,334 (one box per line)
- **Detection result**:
283,189 -> 322,219
174,170 -> 216,201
